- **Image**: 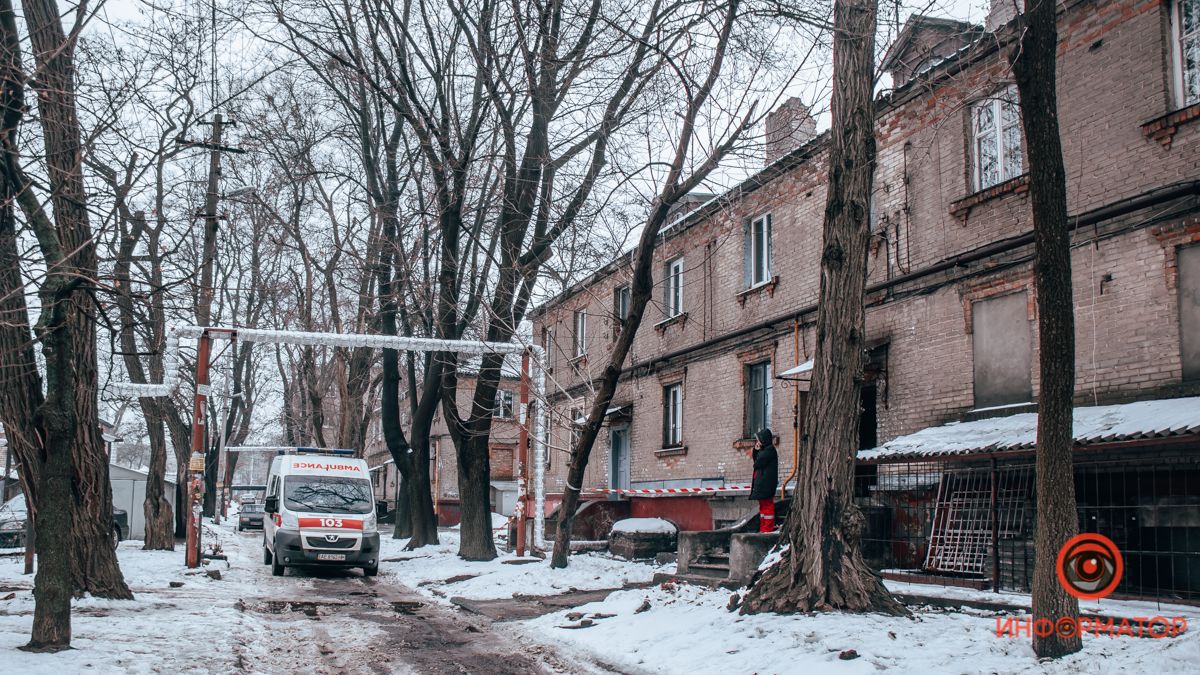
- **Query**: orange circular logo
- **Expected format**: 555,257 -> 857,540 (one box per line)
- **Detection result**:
1056,533 -> 1123,600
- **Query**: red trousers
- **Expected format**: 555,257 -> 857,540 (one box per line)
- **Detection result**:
758,498 -> 775,532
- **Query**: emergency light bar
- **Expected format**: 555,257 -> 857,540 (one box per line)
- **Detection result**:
292,447 -> 356,456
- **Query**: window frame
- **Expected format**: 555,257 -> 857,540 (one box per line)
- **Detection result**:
970,85 -> 1023,192
614,284 -> 631,323
661,383 -> 683,447
494,389 -> 514,419
1173,0 -> 1200,108
573,309 -> 587,358
665,257 -> 684,318
744,361 -> 773,438
745,213 -> 773,288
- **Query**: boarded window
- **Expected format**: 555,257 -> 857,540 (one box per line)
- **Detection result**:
1181,244 -> 1200,380
972,292 -> 1033,408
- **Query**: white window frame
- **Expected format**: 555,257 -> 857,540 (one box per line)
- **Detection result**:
614,284 -> 630,322
666,257 -> 684,318
573,309 -> 587,358
1174,0 -> 1200,108
971,85 -> 1023,192
494,389 -> 514,419
662,383 -> 682,447
748,213 -> 772,287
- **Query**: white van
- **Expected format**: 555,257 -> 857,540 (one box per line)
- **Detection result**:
262,451 -> 380,576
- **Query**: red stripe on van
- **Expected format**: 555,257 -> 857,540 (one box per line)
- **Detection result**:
298,517 -> 363,529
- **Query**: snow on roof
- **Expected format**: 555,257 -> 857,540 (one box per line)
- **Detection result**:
858,397 -> 1200,462
777,360 -> 813,379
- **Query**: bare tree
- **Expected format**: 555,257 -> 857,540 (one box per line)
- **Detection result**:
0,0 -> 135,650
1009,0 -> 1080,658
552,0 -> 758,567
741,0 -> 903,614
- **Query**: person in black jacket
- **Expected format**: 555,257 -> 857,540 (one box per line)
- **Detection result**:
750,428 -> 779,532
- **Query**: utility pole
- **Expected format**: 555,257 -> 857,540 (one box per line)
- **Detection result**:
183,112 -> 243,568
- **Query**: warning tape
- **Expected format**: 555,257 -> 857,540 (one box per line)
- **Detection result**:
583,484 -> 752,495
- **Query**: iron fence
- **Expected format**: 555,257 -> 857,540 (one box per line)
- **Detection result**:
853,451 -> 1200,605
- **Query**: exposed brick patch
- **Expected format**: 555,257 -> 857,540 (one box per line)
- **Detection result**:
736,276 -> 780,305
1141,102 -> 1200,149
949,175 -> 1030,220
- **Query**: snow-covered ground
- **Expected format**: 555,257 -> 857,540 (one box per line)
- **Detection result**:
377,529 -> 667,600
2,527 -> 1197,674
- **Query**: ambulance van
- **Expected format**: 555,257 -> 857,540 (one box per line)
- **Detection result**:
262,451 -> 380,576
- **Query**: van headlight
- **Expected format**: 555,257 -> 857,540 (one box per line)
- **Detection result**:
281,510 -> 298,529
363,513 -> 377,534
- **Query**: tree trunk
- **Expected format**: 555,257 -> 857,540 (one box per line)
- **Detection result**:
741,0 -> 903,615
1011,0 -> 1081,658
26,301 -> 77,651
22,0 -> 131,602
142,414 -> 174,550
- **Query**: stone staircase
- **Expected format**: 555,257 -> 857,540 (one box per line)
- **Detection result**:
656,499 -> 789,589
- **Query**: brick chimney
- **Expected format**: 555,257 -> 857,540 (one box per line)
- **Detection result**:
764,97 -> 817,165
985,0 -> 1021,32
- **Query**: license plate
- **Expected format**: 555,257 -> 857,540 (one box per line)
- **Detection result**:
316,553 -> 346,561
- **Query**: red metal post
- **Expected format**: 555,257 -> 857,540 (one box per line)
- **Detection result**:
185,330 -> 212,568
516,349 -> 531,556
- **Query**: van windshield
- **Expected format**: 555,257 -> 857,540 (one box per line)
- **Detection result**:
283,476 -> 373,515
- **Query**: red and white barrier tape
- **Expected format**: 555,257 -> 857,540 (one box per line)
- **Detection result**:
583,484 -> 752,495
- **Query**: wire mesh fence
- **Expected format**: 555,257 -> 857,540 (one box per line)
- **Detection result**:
854,450 -> 1200,605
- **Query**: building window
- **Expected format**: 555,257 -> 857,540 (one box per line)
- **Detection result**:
971,86 -> 1022,191
495,389 -> 514,419
573,309 -> 587,358
1180,244 -> 1200,380
972,291 -> 1033,408
570,407 -> 584,450
744,214 -> 773,288
613,284 -> 630,332
744,361 -> 773,437
1175,0 -> 1200,107
664,257 -> 684,318
662,383 -> 682,447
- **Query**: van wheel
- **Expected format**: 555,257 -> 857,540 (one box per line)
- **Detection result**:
363,563 -> 378,577
271,550 -> 285,576
263,544 -> 272,566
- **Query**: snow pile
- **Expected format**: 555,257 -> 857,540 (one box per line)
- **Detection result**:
380,531 -> 665,601
611,518 -> 677,535
859,396 -> 1200,460
526,582 -> 1200,674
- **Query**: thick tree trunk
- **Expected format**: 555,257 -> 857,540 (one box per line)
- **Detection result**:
27,302 -> 77,651
1011,0 -> 1081,658
20,0 -> 131,602
453,355 -> 502,561
742,0 -> 903,615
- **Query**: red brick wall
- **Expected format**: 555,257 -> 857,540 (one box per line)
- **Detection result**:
534,0 -> 1200,493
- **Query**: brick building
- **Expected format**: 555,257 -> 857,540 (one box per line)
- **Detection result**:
366,374 -> 525,524
529,0 -> 1200,595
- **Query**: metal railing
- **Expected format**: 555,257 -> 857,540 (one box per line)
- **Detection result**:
853,453 -> 1200,605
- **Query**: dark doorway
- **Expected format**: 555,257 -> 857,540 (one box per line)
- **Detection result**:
859,383 -> 878,450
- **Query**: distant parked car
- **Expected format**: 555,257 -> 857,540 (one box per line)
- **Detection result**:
0,494 -> 126,549
238,502 -> 265,532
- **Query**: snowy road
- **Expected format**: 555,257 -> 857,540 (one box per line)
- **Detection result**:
0,522 -> 610,674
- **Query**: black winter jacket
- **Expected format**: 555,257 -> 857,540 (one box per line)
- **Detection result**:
750,444 -> 778,500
